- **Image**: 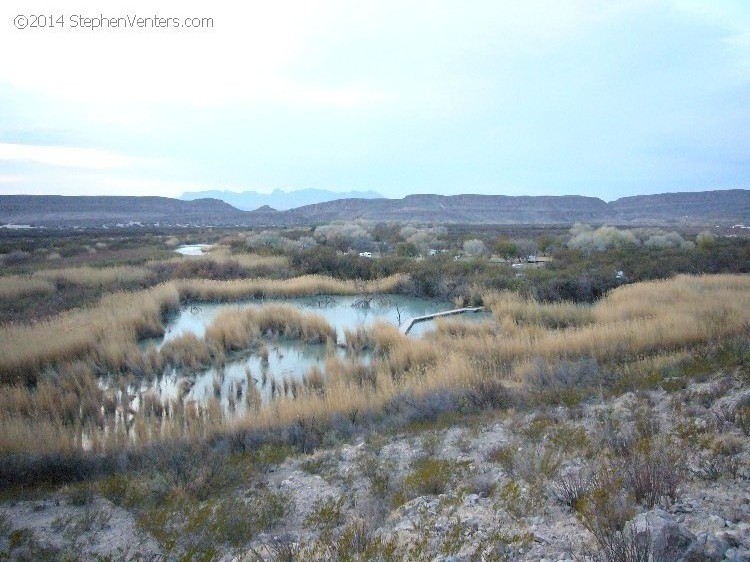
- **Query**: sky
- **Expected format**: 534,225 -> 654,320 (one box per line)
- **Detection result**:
0,0 -> 748,201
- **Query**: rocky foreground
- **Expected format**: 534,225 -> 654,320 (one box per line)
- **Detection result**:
1,374 -> 749,561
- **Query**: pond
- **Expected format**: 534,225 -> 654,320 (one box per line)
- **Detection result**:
174,244 -> 213,256
159,294 -> 453,343
112,295 -> 491,419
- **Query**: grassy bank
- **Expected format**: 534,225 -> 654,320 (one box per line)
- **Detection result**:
0,274 -> 747,488
0,274 -> 406,384
175,273 -> 406,301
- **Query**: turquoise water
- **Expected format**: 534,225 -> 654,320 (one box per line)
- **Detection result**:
159,294 -> 452,343
121,295 -> 490,417
174,244 -> 213,256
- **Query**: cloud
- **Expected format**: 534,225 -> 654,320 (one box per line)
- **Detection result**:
0,143 -> 142,169
0,175 -> 27,184
87,176 -> 207,197
0,0 -> 391,108
1,0 -> 748,199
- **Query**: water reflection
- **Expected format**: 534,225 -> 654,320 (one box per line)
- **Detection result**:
174,244 -> 213,256
110,294 -> 490,419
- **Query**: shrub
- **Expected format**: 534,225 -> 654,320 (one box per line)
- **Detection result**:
498,480 -> 544,518
470,473 -> 497,498
463,378 -> 515,410
551,469 -> 593,510
549,424 -> 590,454
514,444 -> 562,483
357,452 -> 395,503
586,526 -> 651,562
249,489 -> 294,532
66,484 -> 94,506
463,239 -> 489,257
251,443 -> 293,472
305,496 -> 346,531
397,458 -> 459,502
286,416 -> 328,453
420,432 -> 443,457
147,444 -> 232,500
300,452 -> 338,479
486,445 -> 516,475
524,357 -> 602,406
621,438 -> 682,508
577,483 -> 636,557
736,406 -> 750,436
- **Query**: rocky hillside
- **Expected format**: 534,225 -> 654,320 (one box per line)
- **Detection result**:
2,189 -> 748,227
610,190 -> 750,223
271,190 -> 750,226
280,194 -> 610,225
0,195 -> 245,227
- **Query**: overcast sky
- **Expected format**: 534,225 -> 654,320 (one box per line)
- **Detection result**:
0,0 -> 748,200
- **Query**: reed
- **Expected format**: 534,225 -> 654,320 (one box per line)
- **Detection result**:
325,355 -> 379,388
245,379 -> 262,410
367,321 -> 404,356
33,265 -> 153,287
0,362 -> 104,454
2,274 -> 748,468
197,248 -> 289,270
0,275 -> 55,299
0,417 -> 78,456
205,305 -> 336,348
160,333 -> 215,371
485,291 -> 593,328
0,284 -> 179,383
176,274 -> 407,301
303,365 -> 326,393
0,274 -> 401,382
429,317 -> 499,338
343,326 -> 373,353
141,391 -> 165,418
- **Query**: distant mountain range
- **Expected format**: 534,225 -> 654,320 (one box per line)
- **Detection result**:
1,190 -> 747,228
180,188 -> 383,211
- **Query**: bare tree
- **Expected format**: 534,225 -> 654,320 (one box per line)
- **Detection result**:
394,304 -> 404,327
463,239 -> 489,257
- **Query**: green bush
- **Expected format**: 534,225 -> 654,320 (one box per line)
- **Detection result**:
395,458 -> 466,505
305,496 -> 346,531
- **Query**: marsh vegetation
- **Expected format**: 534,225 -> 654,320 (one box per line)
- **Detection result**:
0,223 -> 748,560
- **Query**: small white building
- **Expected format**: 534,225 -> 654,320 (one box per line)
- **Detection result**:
359,252 -> 372,258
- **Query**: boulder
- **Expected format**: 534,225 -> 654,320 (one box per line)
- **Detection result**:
683,532 -> 729,561
630,508 -> 695,562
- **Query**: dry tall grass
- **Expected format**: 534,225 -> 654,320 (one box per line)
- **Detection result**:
0,284 -> 180,383
430,317 -> 499,338
0,362 -> 104,455
198,247 -> 289,270
177,274 -> 407,301
451,275 -> 750,380
2,274 -> 748,464
205,305 -> 336,348
0,275 -> 55,299
160,333 -> 216,370
33,265 -> 153,287
485,291 -> 593,328
229,274 -> 750,441
0,274 -> 402,383
158,248 -> 289,270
